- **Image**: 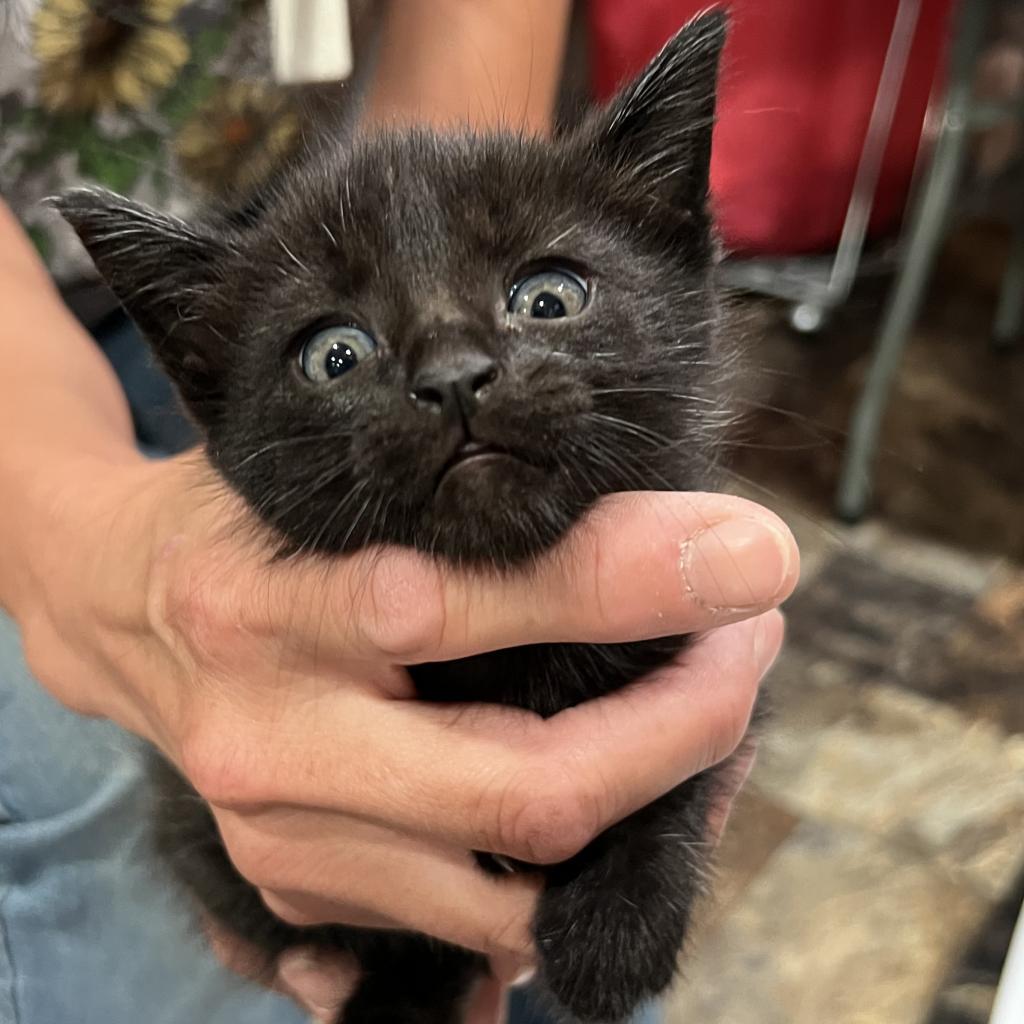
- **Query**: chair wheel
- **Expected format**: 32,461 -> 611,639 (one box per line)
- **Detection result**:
789,302 -> 829,334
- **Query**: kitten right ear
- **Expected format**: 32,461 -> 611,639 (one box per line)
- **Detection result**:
583,9 -> 727,215
52,187 -> 236,428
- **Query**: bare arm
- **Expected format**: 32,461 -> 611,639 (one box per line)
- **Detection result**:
0,201 -> 142,621
363,0 -> 572,133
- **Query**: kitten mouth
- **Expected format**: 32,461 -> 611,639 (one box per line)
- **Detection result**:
435,441 -> 526,490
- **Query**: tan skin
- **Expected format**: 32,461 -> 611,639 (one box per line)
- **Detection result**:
364,0 -> 573,134
0,3 -> 797,1021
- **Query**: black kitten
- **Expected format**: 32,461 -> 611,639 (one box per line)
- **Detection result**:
58,12 -> 739,1023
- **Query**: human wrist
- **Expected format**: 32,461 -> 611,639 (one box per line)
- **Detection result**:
0,436 -> 142,615
0,444 -> 181,741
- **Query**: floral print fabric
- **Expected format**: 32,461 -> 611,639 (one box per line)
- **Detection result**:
0,0 -> 302,284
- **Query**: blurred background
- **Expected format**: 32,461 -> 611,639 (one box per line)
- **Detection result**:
582,3 -> 1024,1023
3,0 -> 1022,1021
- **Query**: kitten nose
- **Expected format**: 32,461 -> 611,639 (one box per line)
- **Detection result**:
410,351 -> 499,418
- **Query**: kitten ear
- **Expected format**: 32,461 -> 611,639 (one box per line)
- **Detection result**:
586,9 -> 727,212
52,187 -> 236,428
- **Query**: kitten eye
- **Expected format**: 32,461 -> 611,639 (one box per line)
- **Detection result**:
300,325 -> 377,382
508,268 -> 588,319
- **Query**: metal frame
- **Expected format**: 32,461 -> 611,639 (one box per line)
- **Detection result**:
720,0 -> 923,332
835,0 -> 1011,521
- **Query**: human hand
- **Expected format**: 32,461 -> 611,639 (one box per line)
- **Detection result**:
206,921 -> 514,1023
9,452 -> 795,983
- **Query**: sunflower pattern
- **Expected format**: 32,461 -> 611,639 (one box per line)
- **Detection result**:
0,0 -> 312,282
175,79 -> 300,197
34,0 -> 190,113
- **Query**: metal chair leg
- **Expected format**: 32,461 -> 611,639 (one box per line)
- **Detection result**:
835,0 -> 996,523
825,0 -> 923,309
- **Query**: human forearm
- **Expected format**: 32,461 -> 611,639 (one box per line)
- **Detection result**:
363,0 -> 572,133
0,200 -> 142,616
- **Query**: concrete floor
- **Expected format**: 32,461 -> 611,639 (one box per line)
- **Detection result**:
664,258 -> 1024,1023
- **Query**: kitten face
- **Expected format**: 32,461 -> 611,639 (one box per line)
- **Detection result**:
58,12 -> 729,567
197,134 -> 721,564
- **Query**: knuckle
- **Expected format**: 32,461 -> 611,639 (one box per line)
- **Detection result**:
483,905 -> 535,961
493,768 -> 603,864
356,551 -> 447,660
178,721 -> 261,808
154,560 -> 244,669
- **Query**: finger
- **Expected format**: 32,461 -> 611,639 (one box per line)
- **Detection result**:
201,914 -> 360,1020
262,880 -> 537,965
209,492 -> 797,665
491,957 -> 535,988
236,610 -> 784,863
221,810 -> 541,961
706,742 -> 758,844
463,611 -> 784,858
465,973 -> 509,1024
276,948 -> 359,1023
201,913 -> 274,984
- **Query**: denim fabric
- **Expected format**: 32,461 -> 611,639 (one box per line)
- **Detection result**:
0,613 -> 309,1024
0,315 -> 660,1024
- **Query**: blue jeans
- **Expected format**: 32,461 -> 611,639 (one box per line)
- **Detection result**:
0,314 -> 659,1023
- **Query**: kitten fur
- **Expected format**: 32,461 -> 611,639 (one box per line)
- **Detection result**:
57,12 -> 743,1023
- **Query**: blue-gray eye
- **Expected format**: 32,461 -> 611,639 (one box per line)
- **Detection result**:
508,269 -> 588,319
300,325 -> 377,382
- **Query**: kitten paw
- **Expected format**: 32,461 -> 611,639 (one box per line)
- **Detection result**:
534,883 -> 685,1022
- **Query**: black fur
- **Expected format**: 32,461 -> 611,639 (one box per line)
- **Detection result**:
58,12 -> 739,1022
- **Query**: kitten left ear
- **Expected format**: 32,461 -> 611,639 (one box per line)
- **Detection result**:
52,187 -> 236,428
584,9 -> 727,213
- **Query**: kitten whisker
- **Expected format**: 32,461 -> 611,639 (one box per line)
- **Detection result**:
229,432 -> 356,472
267,457 -> 360,532
705,461 -> 848,544
335,490 -> 376,553
586,412 -> 678,449
301,479 -> 370,556
592,387 -> 718,406
544,226 -> 574,250
320,221 -> 339,249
